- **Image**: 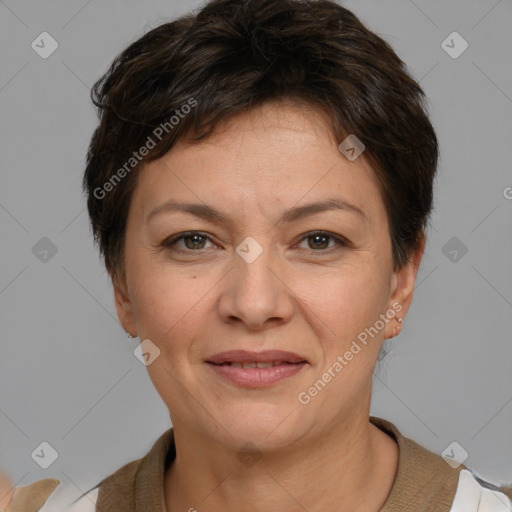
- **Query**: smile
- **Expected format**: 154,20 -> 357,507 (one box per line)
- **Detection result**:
205,349 -> 309,387
214,360 -> 297,368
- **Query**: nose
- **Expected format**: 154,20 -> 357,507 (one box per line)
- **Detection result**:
217,243 -> 295,331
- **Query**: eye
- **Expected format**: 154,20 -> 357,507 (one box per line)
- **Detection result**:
296,231 -> 349,252
162,231 -> 216,251
162,230 -> 350,254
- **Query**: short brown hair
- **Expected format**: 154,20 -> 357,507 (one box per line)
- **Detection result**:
83,0 -> 438,282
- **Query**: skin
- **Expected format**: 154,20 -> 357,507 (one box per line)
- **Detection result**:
114,100 -> 425,512
0,471 -> 14,511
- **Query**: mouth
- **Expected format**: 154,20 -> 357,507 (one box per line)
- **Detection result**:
205,350 -> 308,388
211,360 -> 300,368
205,349 -> 307,365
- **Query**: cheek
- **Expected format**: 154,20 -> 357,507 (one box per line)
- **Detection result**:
293,260 -> 390,338
130,268 -> 213,406
129,262 -> 210,347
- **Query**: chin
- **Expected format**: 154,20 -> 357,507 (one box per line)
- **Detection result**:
208,401 -> 304,450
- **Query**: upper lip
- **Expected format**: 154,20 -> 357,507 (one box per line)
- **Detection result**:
206,350 -> 307,364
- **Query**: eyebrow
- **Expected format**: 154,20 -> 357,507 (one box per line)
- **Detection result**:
146,197 -> 368,226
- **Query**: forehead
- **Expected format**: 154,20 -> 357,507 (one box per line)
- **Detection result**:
131,102 -> 385,227
178,100 -> 342,165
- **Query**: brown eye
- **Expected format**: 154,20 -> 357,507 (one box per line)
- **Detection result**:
163,231 -> 214,251
297,231 -> 349,252
308,234 -> 330,250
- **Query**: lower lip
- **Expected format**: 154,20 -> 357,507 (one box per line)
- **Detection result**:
206,362 -> 307,388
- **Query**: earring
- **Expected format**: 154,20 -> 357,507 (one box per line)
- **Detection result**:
126,332 -> 135,339
391,317 -> 403,338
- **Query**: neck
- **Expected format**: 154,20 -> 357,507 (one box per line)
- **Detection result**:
164,415 -> 398,512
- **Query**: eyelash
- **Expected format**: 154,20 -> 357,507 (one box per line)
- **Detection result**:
162,230 -> 350,254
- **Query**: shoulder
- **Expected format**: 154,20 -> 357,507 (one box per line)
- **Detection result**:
35,482 -> 99,511
0,477 -> 97,512
24,454 -> 143,511
26,429 -> 174,511
1,478 -> 60,512
451,469 -> 512,511
36,456 -> 142,511
369,416 -> 512,512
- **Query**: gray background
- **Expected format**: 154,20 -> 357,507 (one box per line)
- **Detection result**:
1,0 -> 511,501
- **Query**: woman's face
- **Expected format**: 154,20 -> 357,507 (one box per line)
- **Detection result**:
115,101 -> 421,449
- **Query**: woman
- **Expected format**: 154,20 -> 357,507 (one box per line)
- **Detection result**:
4,0 -> 510,510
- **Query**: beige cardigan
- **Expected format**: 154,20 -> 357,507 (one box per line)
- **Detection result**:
7,416 -> 512,511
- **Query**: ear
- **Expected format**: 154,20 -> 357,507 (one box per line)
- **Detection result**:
383,232 -> 426,339
113,269 -> 138,337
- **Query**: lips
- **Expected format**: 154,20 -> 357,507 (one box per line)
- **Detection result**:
205,350 -> 308,387
205,349 -> 307,365
220,361 -> 286,368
